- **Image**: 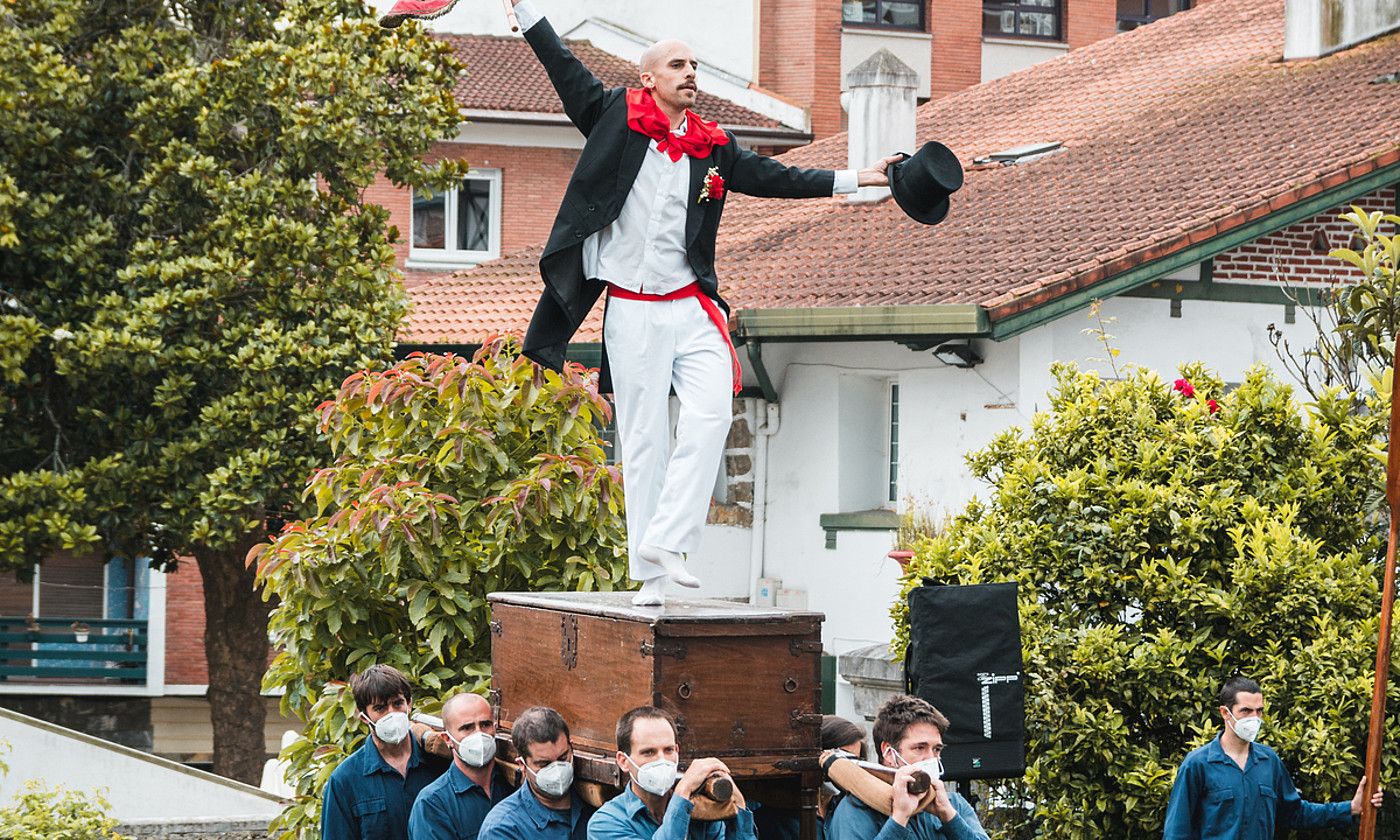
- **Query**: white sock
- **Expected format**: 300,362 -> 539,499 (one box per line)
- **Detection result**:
631,576 -> 667,606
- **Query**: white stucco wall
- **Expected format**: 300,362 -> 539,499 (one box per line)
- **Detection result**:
980,37 -> 1069,83
370,0 -> 761,84
691,279 -> 1307,724
0,707 -> 284,821
841,28 -> 933,98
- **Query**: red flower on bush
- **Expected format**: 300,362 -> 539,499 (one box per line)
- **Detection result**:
1207,399 -> 1219,414
1173,378 -> 1195,398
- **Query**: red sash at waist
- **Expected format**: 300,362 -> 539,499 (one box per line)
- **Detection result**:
607,282 -> 741,395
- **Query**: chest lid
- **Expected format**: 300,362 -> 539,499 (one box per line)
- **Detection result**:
487,591 -> 824,636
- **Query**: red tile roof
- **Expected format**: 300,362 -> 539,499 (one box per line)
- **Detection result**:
404,0 -> 1400,345
436,33 -> 788,130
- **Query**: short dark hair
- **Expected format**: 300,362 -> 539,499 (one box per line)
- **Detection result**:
1219,676 -> 1263,710
350,665 -> 412,713
821,715 -> 867,756
512,706 -> 570,761
872,694 -> 950,753
616,706 -> 676,755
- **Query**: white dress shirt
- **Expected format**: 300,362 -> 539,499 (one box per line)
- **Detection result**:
514,0 -> 860,294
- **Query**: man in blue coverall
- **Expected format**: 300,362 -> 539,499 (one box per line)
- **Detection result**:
827,695 -> 990,840
1163,676 -> 1383,839
322,665 -> 448,840
409,693 -> 512,839
478,706 -> 593,840
588,706 -> 756,840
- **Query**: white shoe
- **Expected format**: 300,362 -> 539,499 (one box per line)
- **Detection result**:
631,576 -> 667,606
638,544 -> 701,589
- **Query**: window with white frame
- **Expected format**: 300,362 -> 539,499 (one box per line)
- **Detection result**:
887,381 -> 901,505
408,169 -> 502,268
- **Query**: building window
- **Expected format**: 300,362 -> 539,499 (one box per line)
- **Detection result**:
408,169 -> 502,268
1116,0 -> 1191,31
983,0 -> 1062,40
843,0 -> 926,31
887,382 -> 901,505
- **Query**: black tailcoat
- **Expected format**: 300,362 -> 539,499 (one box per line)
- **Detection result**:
521,19 -> 839,390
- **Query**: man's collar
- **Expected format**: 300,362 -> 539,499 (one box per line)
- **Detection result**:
519,781 -> 583,829
1206,733 -> 1258,766
615,785 -> 651,820
361,734 -> 423,776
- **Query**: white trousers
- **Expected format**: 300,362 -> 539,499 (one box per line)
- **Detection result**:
605,295 -> 733,583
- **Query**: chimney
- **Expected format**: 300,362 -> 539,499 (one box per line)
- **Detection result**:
844,49 -> 917,205
1284,0 -> 1400,60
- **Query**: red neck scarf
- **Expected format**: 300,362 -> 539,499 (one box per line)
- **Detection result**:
626,88 -> 730,162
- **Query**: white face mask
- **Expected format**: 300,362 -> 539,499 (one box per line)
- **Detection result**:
369,711 -> 411,746
628,757 -> 678,797
1229,712 -> 1263,743
885,746 -> 944,781
525,759 -> 574,798
447,730 -> 497,768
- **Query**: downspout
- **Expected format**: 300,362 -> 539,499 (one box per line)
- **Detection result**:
748,399 -> 780,604
745,339 -> 780,603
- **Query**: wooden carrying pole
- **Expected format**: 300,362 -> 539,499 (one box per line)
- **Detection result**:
502,0 -> 519,32
1360,335 -> 1400,840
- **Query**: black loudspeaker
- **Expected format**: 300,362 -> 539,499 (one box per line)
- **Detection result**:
905,580 -> 1026,781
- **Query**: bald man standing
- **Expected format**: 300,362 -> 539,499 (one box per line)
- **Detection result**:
507,0 -> 899,605
409,694 -> 513,840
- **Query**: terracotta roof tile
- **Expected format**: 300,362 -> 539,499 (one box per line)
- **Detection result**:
435,33 -> 787,129
406,0 -> 1400,344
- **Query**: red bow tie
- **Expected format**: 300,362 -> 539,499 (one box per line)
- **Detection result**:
626,88 -> 730,162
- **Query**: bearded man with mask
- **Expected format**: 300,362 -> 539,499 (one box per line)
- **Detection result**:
409,693 -> 513,839
1163,676 -> 1382,840
827,694 -> 988,840
323,665 -> 449,840
478,706 -> 593,840
588,705 -> 754,840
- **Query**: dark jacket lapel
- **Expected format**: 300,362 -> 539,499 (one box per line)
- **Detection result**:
617,129 -> 649,197
685,152 -> 711,247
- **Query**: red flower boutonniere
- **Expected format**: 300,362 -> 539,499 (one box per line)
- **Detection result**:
699,167 -> 725,203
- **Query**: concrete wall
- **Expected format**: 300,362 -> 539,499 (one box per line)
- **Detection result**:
370,0 -> 762,84
0,707 -> 283,822
842,28 -> 933,98
981,38 -> 1069,83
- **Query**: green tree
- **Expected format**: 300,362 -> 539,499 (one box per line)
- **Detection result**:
892,363 -> 1397,839
0,782 -> 130,840
256,337 -> 629,838
0,0 -> 468,781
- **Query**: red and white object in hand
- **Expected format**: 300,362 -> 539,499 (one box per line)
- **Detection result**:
379,0 -> 518,31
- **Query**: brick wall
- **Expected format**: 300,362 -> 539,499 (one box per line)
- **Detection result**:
929,0 -> 983,100
759,0 -> 844,138
1213,187 -> 1397,285
367,141 -> 581,270
164,561 -> 209,686
1065,0 -> 1119,50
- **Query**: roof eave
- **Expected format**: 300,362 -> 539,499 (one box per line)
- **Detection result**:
733,303 -> 990,343
987,154 -> 1400,340
456,110 -> 810,144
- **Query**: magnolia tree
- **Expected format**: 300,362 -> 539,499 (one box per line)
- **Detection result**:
255,338 -> 629,838
892,363 -> 1397,839
0,0 -> 469,780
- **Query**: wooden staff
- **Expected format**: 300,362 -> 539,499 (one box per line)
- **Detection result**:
1360,334 -> 1400,840
502,0 -> 519,32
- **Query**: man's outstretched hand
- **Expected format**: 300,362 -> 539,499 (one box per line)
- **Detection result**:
1352,776 -> 1384,815
857,154 -> 906,188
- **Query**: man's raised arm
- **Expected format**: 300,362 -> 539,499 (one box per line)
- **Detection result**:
511,0 -> 612,136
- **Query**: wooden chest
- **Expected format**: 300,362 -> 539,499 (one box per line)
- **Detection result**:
487,592 -> 825,783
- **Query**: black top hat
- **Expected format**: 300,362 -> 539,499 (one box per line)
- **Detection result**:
888,141 -> 964,226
